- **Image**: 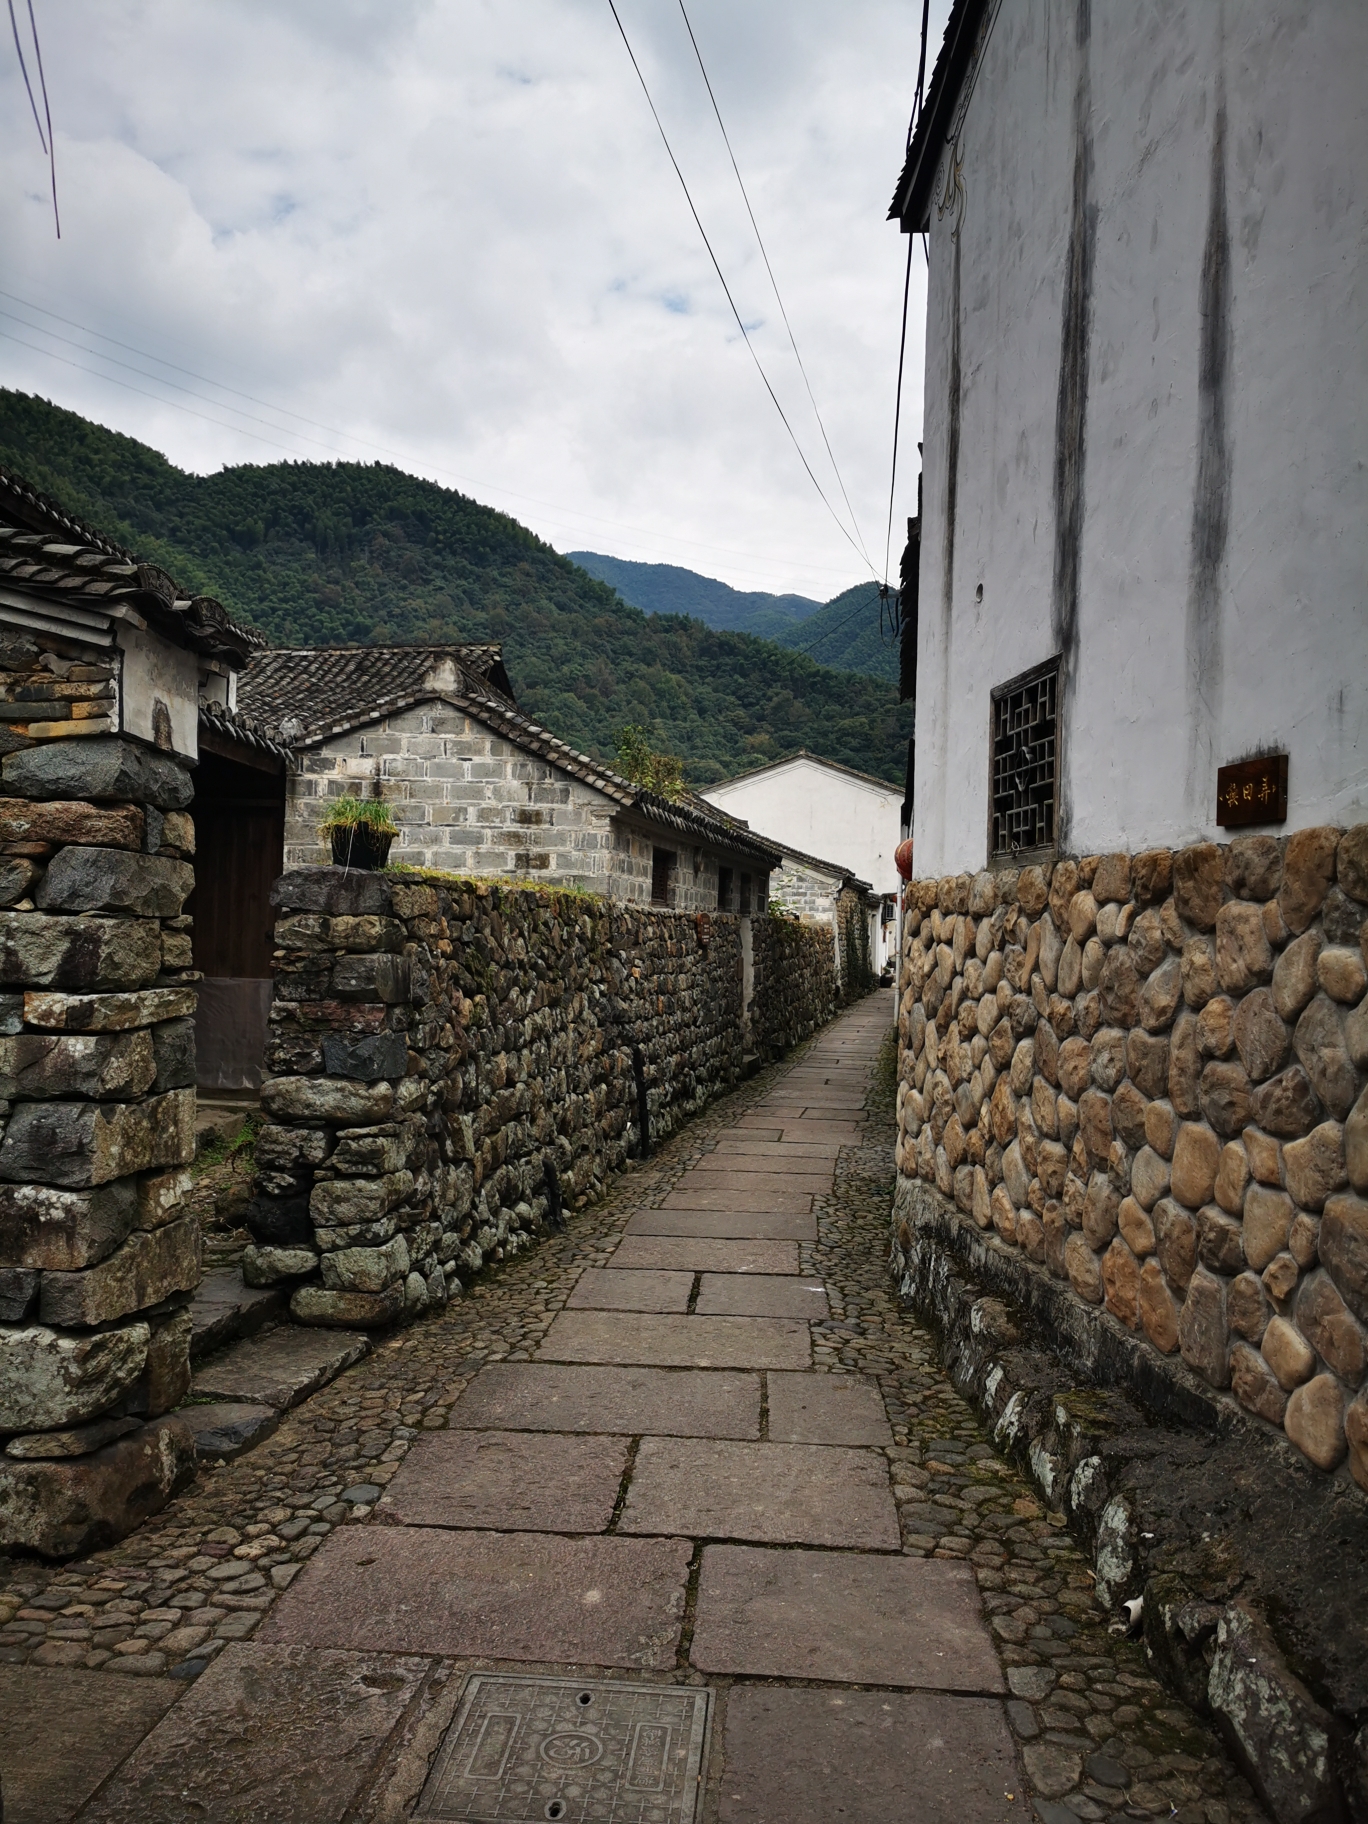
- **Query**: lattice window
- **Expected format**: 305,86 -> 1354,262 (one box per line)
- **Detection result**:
990,659 -> 1059,857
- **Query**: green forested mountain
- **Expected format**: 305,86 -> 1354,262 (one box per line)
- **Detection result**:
566,551 -> 824,641
0,391 -> 911,785
776,582 -> 899,683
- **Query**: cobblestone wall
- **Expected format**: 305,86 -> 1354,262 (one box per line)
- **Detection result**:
751,912 -> 839,1057
249,868 -> 827,1326
0,635 -> 203,1556
893,828 -> 1368,1489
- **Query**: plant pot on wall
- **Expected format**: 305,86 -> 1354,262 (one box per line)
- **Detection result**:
330,824 -> 394,870
321,796 -> 398,872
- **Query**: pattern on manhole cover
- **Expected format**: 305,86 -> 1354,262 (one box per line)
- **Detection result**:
413,1675 -> 712,1823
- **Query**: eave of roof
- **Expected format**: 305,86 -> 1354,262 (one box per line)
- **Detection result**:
0,466 -> 264,665
888,0 -> 989,232
199,701 -> 291,766
705,749 -> 899,796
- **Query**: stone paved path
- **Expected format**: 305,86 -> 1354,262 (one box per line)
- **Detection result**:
0,994 -> 1267,1824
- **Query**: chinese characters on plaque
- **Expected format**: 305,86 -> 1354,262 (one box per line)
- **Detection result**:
1216,754 -> 1288,828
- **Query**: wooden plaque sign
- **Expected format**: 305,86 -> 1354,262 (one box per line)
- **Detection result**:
1217,753 -> 1288,827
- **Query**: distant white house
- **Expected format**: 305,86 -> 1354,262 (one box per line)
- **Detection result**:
702,751 -> 901,969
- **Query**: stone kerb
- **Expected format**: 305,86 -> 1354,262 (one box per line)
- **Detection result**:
0,695 -> 202,1556
892,827 -> 1368,1491
248,867 -> 752,1328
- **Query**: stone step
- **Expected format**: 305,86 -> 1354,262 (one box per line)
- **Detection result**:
190,1323 -> 371,1411
180,1401 -> 280,1462
189,1268 -> 286,1364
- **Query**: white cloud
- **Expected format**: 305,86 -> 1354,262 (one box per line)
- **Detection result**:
0,0 -> 946,598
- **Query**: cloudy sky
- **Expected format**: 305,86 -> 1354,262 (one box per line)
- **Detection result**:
1,1 -> 944,601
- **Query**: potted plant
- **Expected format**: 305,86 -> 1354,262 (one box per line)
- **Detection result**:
320,795 -> 398,871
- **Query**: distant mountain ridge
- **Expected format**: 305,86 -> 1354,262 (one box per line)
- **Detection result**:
775,581 -> 898,684
571,551 -> 898,685
0,389 -> 911,785
566,551 -> 824,641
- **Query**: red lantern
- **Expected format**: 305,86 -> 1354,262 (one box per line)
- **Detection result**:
894,838 -> 914,881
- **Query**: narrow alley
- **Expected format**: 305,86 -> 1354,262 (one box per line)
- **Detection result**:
1,995 -> 1262,1824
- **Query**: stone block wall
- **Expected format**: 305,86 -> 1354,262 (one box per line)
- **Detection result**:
0,635 -> 203,1556
751,912 -> 840,1058
770,855 -> 842,924
249,867 -> 814,1326
893,827 -> 1368,1490
286,703 -> 767,913
287,703 -> 619,878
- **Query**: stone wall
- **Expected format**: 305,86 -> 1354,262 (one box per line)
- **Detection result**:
0,635 -> 203,1556
838,883 -> 875,995
751,912 -> 840,1058
893,828 -> 1368,1489
248,867 -> 823,1325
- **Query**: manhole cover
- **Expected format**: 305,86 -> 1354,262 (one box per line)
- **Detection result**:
414,1675 -> 712,1823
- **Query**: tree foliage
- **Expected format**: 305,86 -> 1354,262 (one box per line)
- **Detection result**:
613,724 -> 686,799
0,390 -> 912,784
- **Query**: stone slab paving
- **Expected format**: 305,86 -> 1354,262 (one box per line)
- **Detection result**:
260,1527 -> 691,1668
0,1665 -> 178,1824
690,1545 -> 1002,1688
618,1438 -> 900,1549
0,994 -> 1269,1824
380,1430 -> 630,1533
608,1235 -> 800,1274
655,1183 -> 816,1213
536,1311 -> 812,1370
717,1686 -> 1020,1824
76,1644 -> 429,1823
693,1273 -> 829,1319
564,1267 -> 694,1311
766,1367 -> 892,1444
447,1362 -> 762,1438
624,1209 -> 817,1239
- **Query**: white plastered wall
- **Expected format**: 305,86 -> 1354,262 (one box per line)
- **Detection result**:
913,0 -> 1368,878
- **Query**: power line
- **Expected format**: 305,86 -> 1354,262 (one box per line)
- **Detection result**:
675,0 -> 871,571
7,1 -> 58,236
0,290 -> 860,583
605,0 -> 877,581
884,0 -> 934,585
785,582 -> 883,656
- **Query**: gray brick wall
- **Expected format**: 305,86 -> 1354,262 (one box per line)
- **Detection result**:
285,701 -> 768,909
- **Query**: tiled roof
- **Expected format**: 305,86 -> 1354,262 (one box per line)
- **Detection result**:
705,748 -> 899,796
238,644 -> 783,867
237,644 -> 515,742
199,700 -> 291,765
0,466 -> 263,665
888,0 -> 988,230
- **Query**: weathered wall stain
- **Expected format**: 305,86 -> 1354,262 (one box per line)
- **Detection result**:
1186,49 -> 1232,798
1051,0 -> 1095,853
943,232 -> 962,624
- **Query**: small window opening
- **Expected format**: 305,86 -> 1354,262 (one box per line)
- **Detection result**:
990,657 -> 1060,858
651,847 -> 676,906
718,866 -> 734,912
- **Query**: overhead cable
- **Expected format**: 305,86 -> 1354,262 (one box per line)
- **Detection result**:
675,0 -> 871,571
884,0 -> 933,585
606,0 -> 877,581
7,0 -> 58,236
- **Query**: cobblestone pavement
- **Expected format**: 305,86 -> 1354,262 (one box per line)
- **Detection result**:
0,993 -> 1266,1824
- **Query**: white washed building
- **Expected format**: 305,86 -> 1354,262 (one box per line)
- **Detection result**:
892,0 -> 1366,874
